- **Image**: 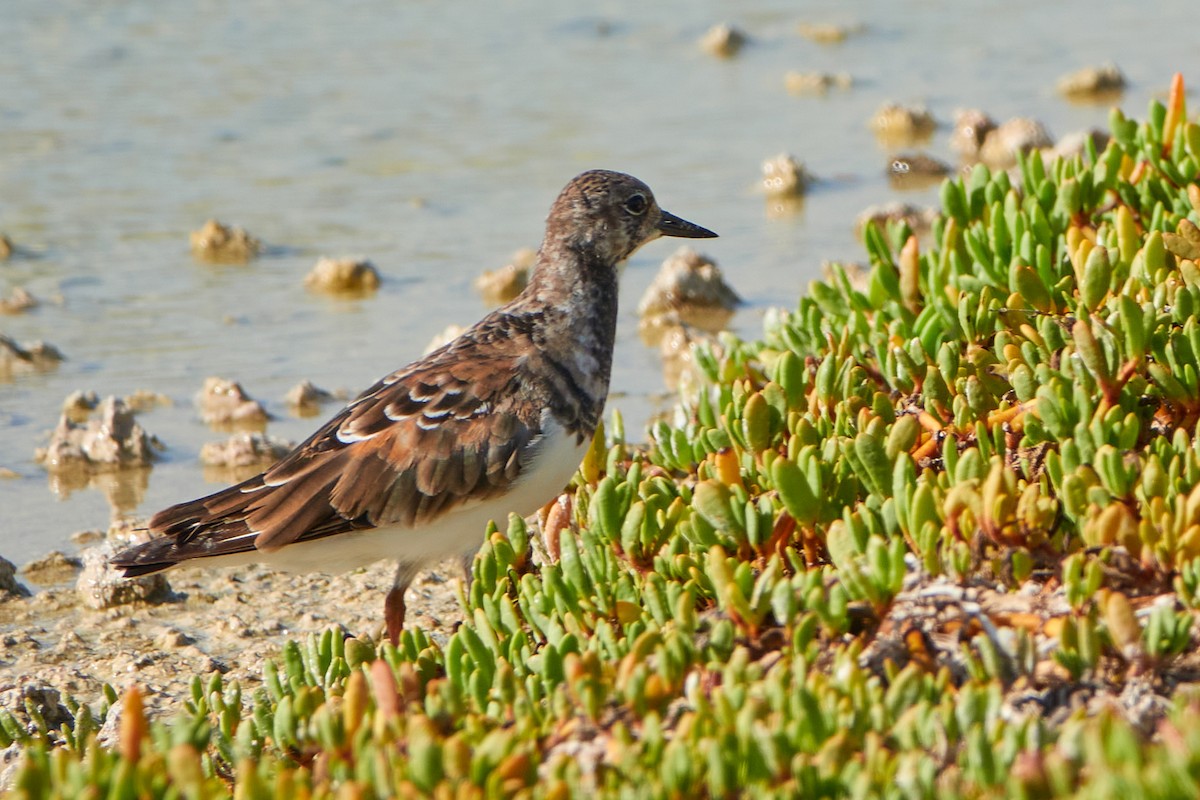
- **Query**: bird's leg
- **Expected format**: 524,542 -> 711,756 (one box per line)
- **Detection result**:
384,563 -> 417,646
384,589 -> 405,646
459,551 -> 475,593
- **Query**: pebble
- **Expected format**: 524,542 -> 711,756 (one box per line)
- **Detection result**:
424,324 -> 468,354
699,23 -> 747,58
284,380 -> 338,417
1057,63 -> 1125,100
196,377 -> 271,429
658,324 -> 715,392
35,397 -> 161,472
199,432 -> 293,469
474,248 -> 534,306
0,557 -> 30,599
784,71 -> 852,96
979,117 -> 1054,169
950,109 -> 997,160
60,390 -> 99,422
0,287 -> 36,315
855,202 -> 938,240
887,153 -> 951,189
155,629 -> 194,649
0,335 -> 63,377
19,551 -> 82,587
869,103 -> 936,145
122,390 -> 172,413
0,685 -> 70,732
760,153 -> 812,199
70,529 -> 106,547
1045,129 -> 1110,162
637,247 -> 740,324
304,257 -> 381,295
75,541 -> 171,610
190,219 -> 262,264
796,22 -> 861,43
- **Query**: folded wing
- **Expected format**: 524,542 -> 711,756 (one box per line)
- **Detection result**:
113,327 -> 545,576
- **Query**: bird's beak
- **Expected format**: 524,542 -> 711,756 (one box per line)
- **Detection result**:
656,209 -> 718,239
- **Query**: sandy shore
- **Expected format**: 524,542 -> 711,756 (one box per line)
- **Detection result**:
0,549 -> 464,721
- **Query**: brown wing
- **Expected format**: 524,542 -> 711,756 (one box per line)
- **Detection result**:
112,321 -> 550,575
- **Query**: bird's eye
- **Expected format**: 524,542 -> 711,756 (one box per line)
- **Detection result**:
624,193 -> 648,215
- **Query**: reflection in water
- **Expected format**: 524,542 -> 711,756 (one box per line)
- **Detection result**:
46,465 -> 151,517
765,195 -> 805,221
0,336 -> 64,381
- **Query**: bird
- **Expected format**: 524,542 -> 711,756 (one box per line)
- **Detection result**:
111,169 -> 717,644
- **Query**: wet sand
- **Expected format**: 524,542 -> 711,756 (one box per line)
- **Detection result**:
1,551 -> 463,719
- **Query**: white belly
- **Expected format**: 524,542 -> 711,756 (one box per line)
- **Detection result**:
204,416 -> 588,574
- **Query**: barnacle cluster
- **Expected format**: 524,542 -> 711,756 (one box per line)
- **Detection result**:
9,77 -> 1200,798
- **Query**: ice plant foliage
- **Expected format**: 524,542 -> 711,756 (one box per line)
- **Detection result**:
9,77 -> 1200,797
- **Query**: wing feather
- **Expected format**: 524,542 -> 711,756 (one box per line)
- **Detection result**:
111,316 -> 555,575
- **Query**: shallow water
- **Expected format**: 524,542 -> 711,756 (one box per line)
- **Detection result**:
1,0 -> 1196,563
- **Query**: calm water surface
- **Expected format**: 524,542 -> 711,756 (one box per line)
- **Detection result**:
1,0 -> 1196,563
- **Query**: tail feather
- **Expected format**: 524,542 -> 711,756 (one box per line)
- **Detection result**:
110,463 -> 365,575
111,478 -> 266,575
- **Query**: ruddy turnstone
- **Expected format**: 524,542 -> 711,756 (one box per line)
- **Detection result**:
111,170 -> 717,643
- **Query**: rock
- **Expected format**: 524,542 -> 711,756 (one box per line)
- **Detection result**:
760,153 -> 812,199
822,261 -> 871,293
638,248 -> 740,342
0,685 -> 70,734
199,432 -> 293,469
70,529 -> 105,546
950,109 -> 998,160
155,628 -> 194,649
0,235 -> 12,260
283,380 -> 337,417
784,71 -> 852,96
658,324 -> 716,391
796,22 -> 861,43
474,248 -> 534,306
20,551 -> 82,587
35,397 -> 161,472
190,219 -> 262,264
0,287 -> 36,315
1046,129 -> 1111,162
639,248 -> 740,317
0,335 -> 63,377
869,103 -> 936,145
61,390 -> 99,422
424,324 -> 468,355
979,118 -> 1053,170
196,377 -> 271,429
304,257 -> 381,295
122,390 -> 171,413
855,202 -> 938,240
0,742 -> 24,794
76,540 -> 170,610
0,557 -> 30,599
887,153 -> 951,190
0,468 -> 17,480
1057,64 -> 1125,101
699,23 -> 747,58
95,693 -> 122,750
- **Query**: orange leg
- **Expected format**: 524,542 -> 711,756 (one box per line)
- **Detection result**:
384,586 -> 406,646
384,562 -> 418,646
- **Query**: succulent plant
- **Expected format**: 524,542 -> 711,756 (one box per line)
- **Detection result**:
10,74 -> 1200,799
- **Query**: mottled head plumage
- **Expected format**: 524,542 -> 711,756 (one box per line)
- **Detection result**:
540,169 -> 716,268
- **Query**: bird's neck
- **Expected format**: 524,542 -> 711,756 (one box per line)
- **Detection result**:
517,240 -> 621,437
